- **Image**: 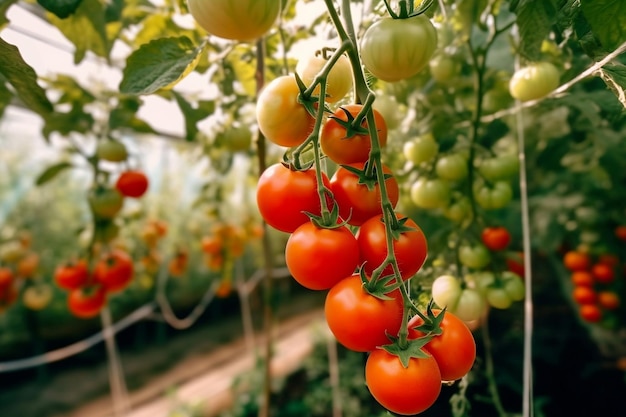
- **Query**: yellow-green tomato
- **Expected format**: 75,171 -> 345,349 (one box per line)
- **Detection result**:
431,275 -> 485,322
443,196 -> 472,223
96,139 -> 128,162
360,14 -> 438,82
403,133 -> 438,165
295,53 -> 353,103
373,94 -> 402,130
429,55 -> 458,84
458,244 -> 491,270
88,187 -> 124,219
22,283 -> 53,311
474,180 -> 513,210
509,62 -> 560,102
216,125 -> 252,152
435,153 -> 468,181
410,178 -> 450,209
187,0 -> 280,42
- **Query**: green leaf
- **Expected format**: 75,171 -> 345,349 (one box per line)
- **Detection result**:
0,37 -> 54,117
510,0 -> 558,61
381,337 -> 432,368
173,92 -> 215,141
47,0 -> 110,64
225,46 -> 257,97
35,162 -> 73,186
120,36 -> 203,95
108,96 -> 155,133
37,0 -> 82,19
597,64 -> 626,109
580,0 -> 626,51
42,105 -> 94,139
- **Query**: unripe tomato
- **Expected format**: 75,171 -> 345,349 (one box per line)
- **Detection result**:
88,186 -> 124,219
187,0 -> 280,42
22,283 -> 53,311
431,275 -> 486,322
403,133 -> 438,165
360,14 -> 438,82
476,154 -> 519,181
502,271 -> 525,301
435,153 -> 468,181
295,53 -> 353,103
96,139 -> 128,162
410,178 -> 450,209
474,180 -> 513,210
509,62 -> 560,102
443,195 -> 472,223
429,54 -> 459,84
216,125 -> 252,152
372,94 -> 402,130
256,75 -> 315,148
458,244 -> 491,269
115,170 -> 149,198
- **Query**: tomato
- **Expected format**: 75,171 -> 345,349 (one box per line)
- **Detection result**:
408,310 -> 476,381
502,271 -> 525,301
96,139 -> 128,162
285,222 -> 359,291
481,226 -> 511,251
571,271 -> 594,287
187,0 -> 280,42
579,304 -> 602,323
597,254 -> 619,268
216,125 -> 252,152
201,235 -> 222,255
435,153 -> 468,181
365,348 -> 441,415
429,54 -> 459,84
295,52 -> 353,103
94,249 -> 134,293
615,225 -> 626,241
506,251 -> 525,277
431,275 -> 486,322
563,250 -> 590,272
16,251 -> 39,278
329,162 -> 399,226
0,267 -> 15,294
324,274 -> 403,352
360,15 -> 438,82
458,244 -> 491,269
67,285 -> 107,319
256,164 -> 330,233
509,62 -> 560,102
597,291 -> 620,310
320,104 -> 388,165
115,170 -> 149,198
410,178 -> 451,209
215,280 -> 233,298
443,195 -> 471,223
476,154 -> 519,181
88,186 -> 124,219
357,214 -> 428,280
54,259 -> 90,290
22,283 -> 53,311
486,286 -> 513,309
372,93 -> 402,130
256,75 -> 315,148
403,133 -> 438,165
474,180 -> 513,210
591,263 -> 615,284
572,286 -> 597,305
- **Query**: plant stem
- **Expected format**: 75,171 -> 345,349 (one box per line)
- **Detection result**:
480,316 -> 508,417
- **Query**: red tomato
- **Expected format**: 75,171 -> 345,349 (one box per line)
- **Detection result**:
615,225 -> 626,241
591,263 -> 615,284
54,259 -> 90,290
563,250 -> 590,271
256,164 -> 330,233
285,223 -> 360,290
408,310 -> 476,381
67,285 -> 107,319
597,291 -> 620,310
365,348 -> 442,415
0,267 -> 14,292
579,304 -> 602,323
481,226 -> 511,251
324,274 -> 403,352
357,214 -> 428,280
506,251 -> 525,278
571,271 -> 594,287
572,286 -> 597,305
115,170 -> 149,198
329,162 -> 399,226
320,104 -> 388,165
94,249 -> 134,293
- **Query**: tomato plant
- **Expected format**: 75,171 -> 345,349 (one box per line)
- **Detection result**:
115,170 -> 149,198
296,52 -> 353,103
431,275 -> 486,322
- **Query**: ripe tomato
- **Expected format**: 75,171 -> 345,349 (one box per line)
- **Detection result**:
615,225 -> 626,241
474,180 -> 513,210
22,283 -> 53,311
88,186 -> 124,219
509,62 -> 560,102
94,249 -> 134,293
597,291 -> 620,310
403,133 -> 438,165
435,153 -> 468,181
16,251 -> 39,278
96,139 -> 128,162
506,251 -> 525,277
324,274 -> 403,352
431,275 -> 486,322
187,0 -> 280,42
54,259 -> 90,290
571,271 -> 594,287
329,162 -> 399,226
597,254 -> 619,267
0,267 -> 15,294
365,348 -> 441,415
67,285 -> 107,319
285,222 -> 360,291
115,170 -> 149,198
563,250 -> 590,271
591,263 -> 615,284
458,244 -> 491,269
320,104 -> 388,165
256,164 -> 330,233
481,226 -> 512,251
410,178 -> 450,209
256,75 -> 315,148
295,52 -> 353,103
579,304 -> 602,323
408,310 -> 476,381
572,286 -> 597,305
360,14 -> 438,82
357,214 -> 428,280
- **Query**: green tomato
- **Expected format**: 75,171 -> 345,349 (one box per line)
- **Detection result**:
373,94 -> 402,130
360,15 -> 438,82
502,271 -> 525,301
429,55 -> 458,84
486,286 -> 513,309
435,153 -> 468,181
96,139 -> 128,162
216,125 -> 253,152
403,133 -> 438,165
477,154 -> 519,181
453,288 -> 486,322
458,244 -> 491,270
509,62 -> 560,102
443,195 -> 472,223
296,53 -> 353,104
432,275 -> 486,322
88,187 -> 124,219
474,180 -> 513,210
410,178 -> 450,209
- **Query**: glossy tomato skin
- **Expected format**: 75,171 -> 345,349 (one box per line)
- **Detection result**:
360,15 -> 437,82
187,0 -> 280,42
365,348 -> 442,415
256,164 -> 330,233
357,214 -> 428,280
329,162 -> 399,226
285,222 -> 360,290
256,75 -> 315,148
94,249 -> 134,293
296,53 -> 353,103
325,274 -> 403,352
320,104 -> 387,165
54,259 -> 90,290
115,170 -> 149,198
481,226 -> 511,251
67,285 -> 107,319
509,62 -> 560,102
408,310 -> 476,381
